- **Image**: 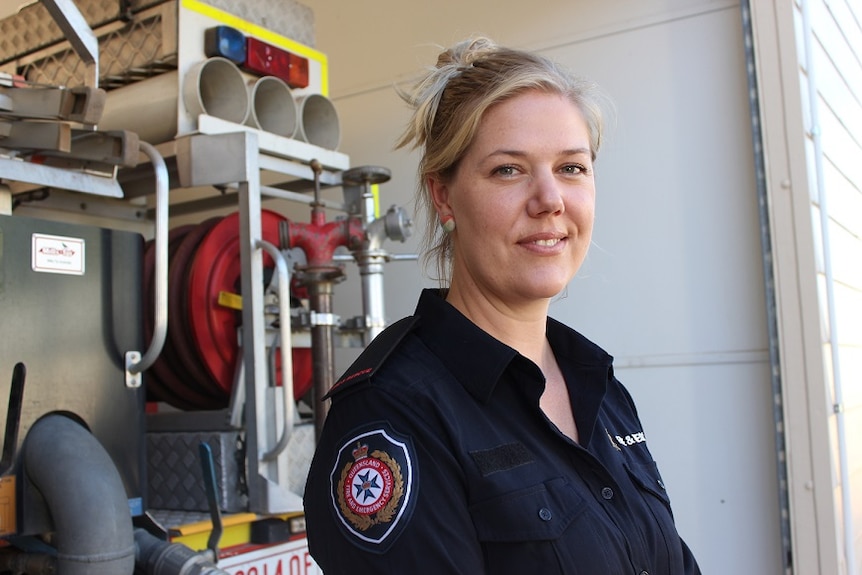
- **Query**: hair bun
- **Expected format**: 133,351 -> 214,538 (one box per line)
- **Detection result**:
436,36 -> 498,69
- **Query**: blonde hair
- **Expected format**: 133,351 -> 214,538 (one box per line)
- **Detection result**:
396,37 -> 606,283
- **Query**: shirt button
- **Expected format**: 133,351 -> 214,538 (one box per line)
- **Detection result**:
639,571 -> 650,575
538,507 -> 553,521
601,487 -> 614,500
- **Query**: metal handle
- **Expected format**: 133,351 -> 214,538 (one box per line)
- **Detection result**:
257,239 -> 295,461
199,442 -> 224,561
0,363 -> 25,475
126,141 -> 169,384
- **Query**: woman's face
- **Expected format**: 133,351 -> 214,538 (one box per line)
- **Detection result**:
430,90 -> 596,308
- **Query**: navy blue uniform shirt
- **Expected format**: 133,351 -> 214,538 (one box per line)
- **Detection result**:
304,289 -> 701,574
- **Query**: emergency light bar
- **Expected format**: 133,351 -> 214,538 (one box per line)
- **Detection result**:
204,25 -> 310,89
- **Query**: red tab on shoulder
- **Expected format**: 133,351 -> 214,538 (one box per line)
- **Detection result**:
324,316 -> 420,400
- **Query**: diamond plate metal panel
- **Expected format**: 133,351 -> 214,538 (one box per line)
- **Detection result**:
0,0 -> 166,64
147,508 -> 213,530
201,0 -> 315,47
19,6 -> 177,89
286,422 -> 314,495
147,430 -> 247,512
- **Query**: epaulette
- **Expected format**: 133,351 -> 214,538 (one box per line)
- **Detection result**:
323,315 -> 420,400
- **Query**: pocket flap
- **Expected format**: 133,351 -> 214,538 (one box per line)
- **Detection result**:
469,477 -> 586,542
625,461 -> 672,505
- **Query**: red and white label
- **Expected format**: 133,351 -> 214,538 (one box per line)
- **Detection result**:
219,539 -> 321,575
31,233 -> 84,275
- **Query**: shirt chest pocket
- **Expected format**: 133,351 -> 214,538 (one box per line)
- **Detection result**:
624,460 -> 685,567
469,476 -> 584,542
468,477 -> 623,575
625,460 -> 673,513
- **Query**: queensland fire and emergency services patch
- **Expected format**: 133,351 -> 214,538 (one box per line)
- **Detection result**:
329,424 -> 416,552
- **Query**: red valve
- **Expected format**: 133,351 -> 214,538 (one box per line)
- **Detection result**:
287,212 -> 365,270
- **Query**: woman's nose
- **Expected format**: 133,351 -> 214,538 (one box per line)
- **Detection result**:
528,172 -> 565,216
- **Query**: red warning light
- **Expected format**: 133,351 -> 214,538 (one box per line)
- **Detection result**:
245,37 -> 310,89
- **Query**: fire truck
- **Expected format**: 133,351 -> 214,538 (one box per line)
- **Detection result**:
0,0 -> 413,572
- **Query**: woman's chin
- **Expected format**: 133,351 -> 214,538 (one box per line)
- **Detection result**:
515,279 -> 571,302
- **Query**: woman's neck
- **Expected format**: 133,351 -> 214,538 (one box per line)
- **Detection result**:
445,283 -> 550,365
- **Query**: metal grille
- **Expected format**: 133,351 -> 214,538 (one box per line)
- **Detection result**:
20,10 -> 176,89
0,0 -> 166,64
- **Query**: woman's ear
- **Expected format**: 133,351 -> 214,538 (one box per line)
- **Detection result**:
428,174 -> 451,216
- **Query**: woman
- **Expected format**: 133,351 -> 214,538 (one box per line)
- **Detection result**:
304,37 -> 701,574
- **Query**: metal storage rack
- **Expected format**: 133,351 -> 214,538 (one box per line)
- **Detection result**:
0,0 -> 413,520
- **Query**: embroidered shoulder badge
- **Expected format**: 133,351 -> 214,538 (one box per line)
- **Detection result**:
330,425 -> 417,551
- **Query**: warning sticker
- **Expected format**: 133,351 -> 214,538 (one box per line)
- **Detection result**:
32,233 -> 85,275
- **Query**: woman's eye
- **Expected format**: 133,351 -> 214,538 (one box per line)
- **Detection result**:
493,165 -> 518,177
561,164 -> 586,175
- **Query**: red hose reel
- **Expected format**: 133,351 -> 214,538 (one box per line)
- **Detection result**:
144,209 -> 312,410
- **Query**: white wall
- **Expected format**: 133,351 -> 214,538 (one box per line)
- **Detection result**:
304,0 -> 784,572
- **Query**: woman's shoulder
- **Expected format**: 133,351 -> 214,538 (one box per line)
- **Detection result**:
315,317 -> 465,460
325,316 -> 420,398
326,316 -> 449,403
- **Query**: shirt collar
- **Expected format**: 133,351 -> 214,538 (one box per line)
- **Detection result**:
547,316 -> 614,446
413,289 -> 613,406
414,289 -> 516,403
